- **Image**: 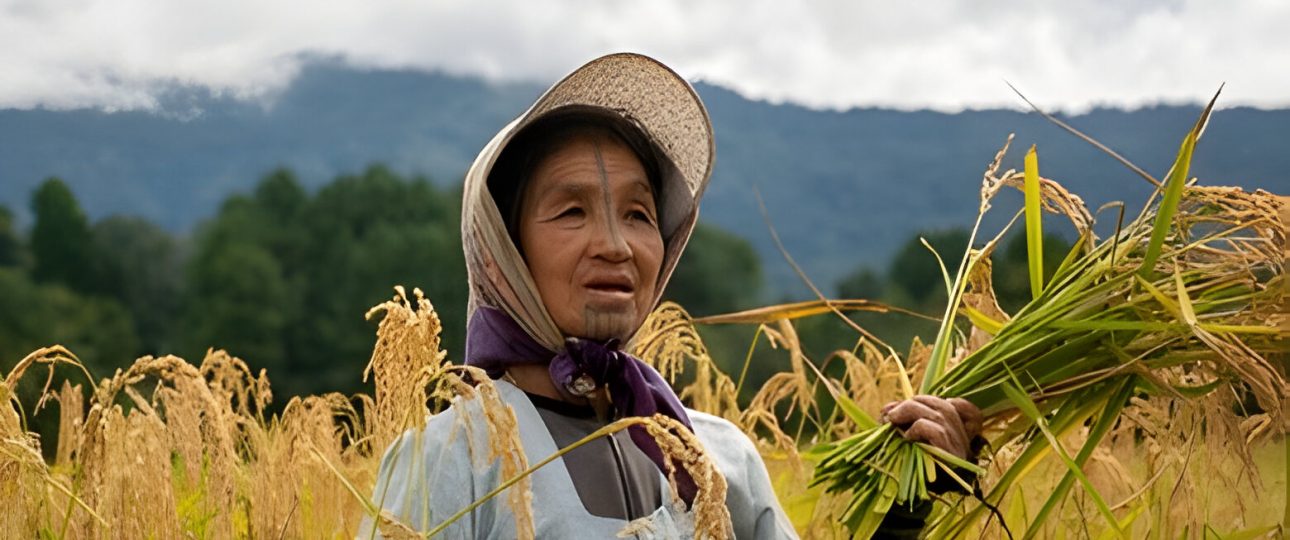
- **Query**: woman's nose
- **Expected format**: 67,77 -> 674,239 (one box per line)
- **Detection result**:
588,210 -> 632,262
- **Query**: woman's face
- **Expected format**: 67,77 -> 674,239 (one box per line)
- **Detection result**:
517,130 -> 664,341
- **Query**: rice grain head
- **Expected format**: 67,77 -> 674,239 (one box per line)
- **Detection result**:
364,286 -> 446,452
468,365 -> 535,540
1,378 -> 53,535
639,414 -> 733,540
53,381 -> 84,469
632,302 -> 741,421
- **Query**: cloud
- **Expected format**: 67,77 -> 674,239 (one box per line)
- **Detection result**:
1,0 -> 1286,112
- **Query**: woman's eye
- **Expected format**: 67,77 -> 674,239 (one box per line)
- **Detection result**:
629,210 -> 655,224
556,207 -> 584,219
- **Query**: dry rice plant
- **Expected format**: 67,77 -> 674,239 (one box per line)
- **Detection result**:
662,303 -> 917,536
2,286 -> 744,539
632,302 -> 742,422
0,287 -> 481,538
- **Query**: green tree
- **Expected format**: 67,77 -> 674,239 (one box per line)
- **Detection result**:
0,268 -> 139,379
0,205 -> 21,267
0,267 -> 140,460
835,266 -> 882,299
182,241 -> 289,376
181,172 -> 297,374
664,222 -> 763,315
289,165 -> 464,396
992,230 -> 1072,313
90,216 -> 184,356
30,178 -> 97,293
254,168 -> 307,219
886,228 -> 970,307
181,166 -> 469,399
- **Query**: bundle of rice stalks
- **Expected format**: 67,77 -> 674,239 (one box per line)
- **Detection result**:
811,100 -> 1288,537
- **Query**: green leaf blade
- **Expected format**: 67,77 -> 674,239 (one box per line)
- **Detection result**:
1024,145 -> 1045,299
1139,130 -> 1196,277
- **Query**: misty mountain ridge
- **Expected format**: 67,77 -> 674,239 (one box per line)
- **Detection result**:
2,60 -> 1286,299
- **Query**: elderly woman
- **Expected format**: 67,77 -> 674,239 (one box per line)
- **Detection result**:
367,53 -> 980,539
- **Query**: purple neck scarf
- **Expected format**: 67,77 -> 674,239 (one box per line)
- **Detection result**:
465,306 -> 698,505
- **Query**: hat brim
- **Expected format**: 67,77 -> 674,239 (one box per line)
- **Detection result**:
473,52 -> 714,239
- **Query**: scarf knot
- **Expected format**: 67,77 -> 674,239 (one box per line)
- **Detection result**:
465,306 -> 699,505
550,337 -> 623,399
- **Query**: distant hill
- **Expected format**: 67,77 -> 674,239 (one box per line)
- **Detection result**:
2,61 -> 1286,299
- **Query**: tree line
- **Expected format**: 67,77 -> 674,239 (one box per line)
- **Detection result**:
0,167 -> 766,401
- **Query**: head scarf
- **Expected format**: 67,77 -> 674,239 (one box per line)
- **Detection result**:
459,53 -> 714,505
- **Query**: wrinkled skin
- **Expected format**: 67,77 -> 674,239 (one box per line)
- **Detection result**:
881,395 -> 983,460
518,130 -> 664,342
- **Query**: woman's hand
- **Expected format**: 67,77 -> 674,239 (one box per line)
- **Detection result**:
880,395 -> 982,460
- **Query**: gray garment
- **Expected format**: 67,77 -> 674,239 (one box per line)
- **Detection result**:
361,380 -> 798,539
526,392 -> 662,520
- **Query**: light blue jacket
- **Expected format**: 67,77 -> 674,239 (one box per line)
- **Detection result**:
361,380 -> 798,539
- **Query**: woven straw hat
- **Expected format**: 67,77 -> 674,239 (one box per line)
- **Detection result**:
471,52 -> 714,238
461,52 -> 715,349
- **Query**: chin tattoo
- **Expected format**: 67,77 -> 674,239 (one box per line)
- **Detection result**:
581,307 -> 636,341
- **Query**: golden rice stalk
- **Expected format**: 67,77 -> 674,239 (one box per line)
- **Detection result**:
692,299 -> 903,325
997,169 -> 1096,240
960,248 -> 1010,355
200,348 -> 272,420
359,288 -> 534,538
364,286 -> 446,452
53,381 -> 83,468
830,341 -> 909,435
468,364 -> 535,540
72,354 -> 241,536
741,377 -> 804,459
632,302 -> 741,421
640,413 -> 733,540
733,319 -> 817,465
764,320 -> 814,422
4,286 -> 535,538
996,377 -> 1279,538
3,345 -> 85,392
272,392 -> 371,537
99,404 -> 182,537
2,346 -> 106,537
1,382 -> 50,535
811,109 -> 1286,536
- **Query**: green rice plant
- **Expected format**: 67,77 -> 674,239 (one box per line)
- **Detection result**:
809,100 -> 1287,538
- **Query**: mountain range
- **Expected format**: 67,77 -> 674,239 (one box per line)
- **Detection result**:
2,60 -> 1286,298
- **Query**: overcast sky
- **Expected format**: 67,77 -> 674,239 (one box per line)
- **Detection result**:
2,0 -> 1286,113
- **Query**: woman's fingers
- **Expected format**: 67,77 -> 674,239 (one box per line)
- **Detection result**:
913,395 -> 965,434
912,395 -> 968,457
881,395 -> 976,459
881,399 -> 938,427
902,418 -> 965,458
949,397 -> 983,439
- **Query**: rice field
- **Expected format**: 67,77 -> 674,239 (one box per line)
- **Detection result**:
1,294 -> 1282,538
2,122 -> 1286,538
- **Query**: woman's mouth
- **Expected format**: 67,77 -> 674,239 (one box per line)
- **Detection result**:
583,276 -> 636,302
